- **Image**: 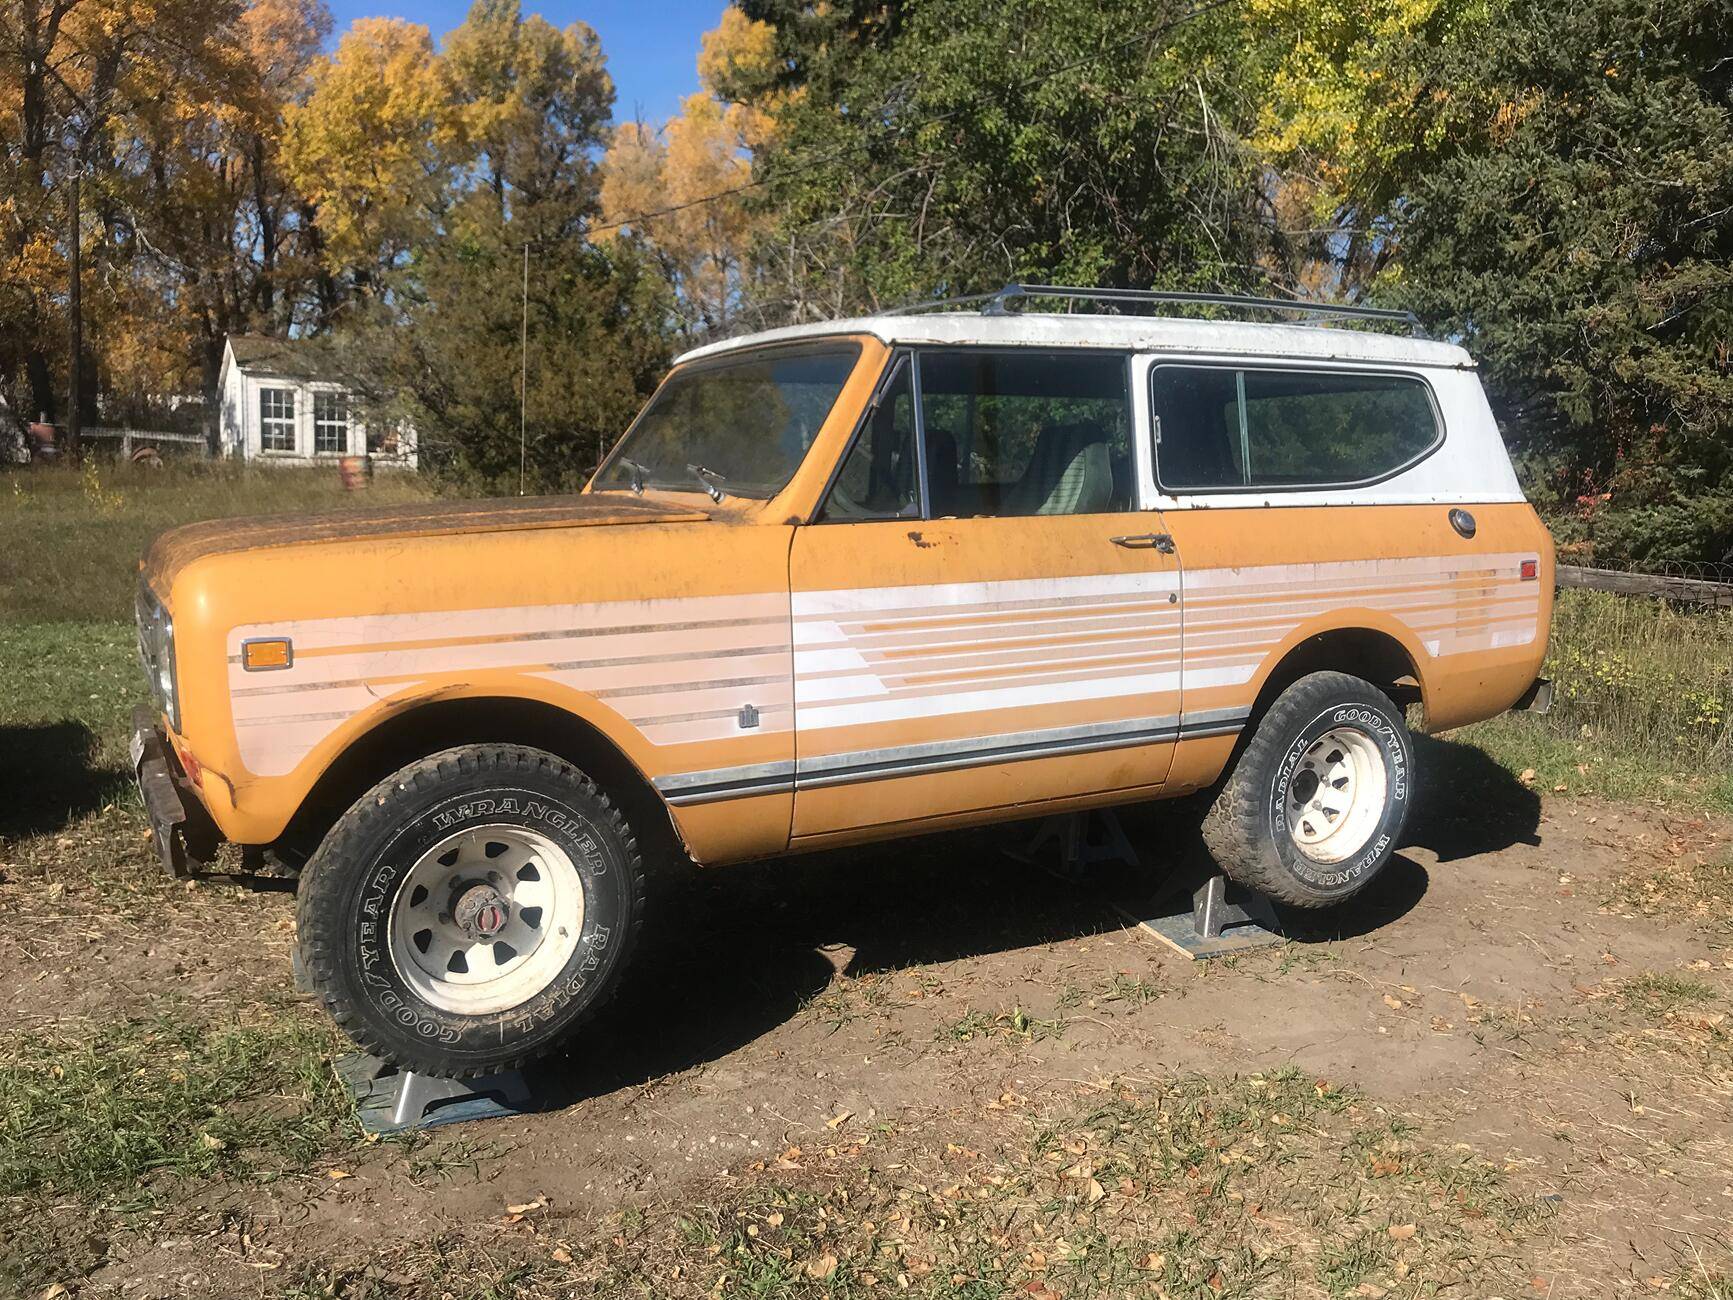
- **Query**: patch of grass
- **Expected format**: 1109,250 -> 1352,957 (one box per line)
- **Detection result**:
942,1005 -> 1065,1043
1610,844 -> 1733,932
1673,1264 -> 1733,1300
1620,971 -> 1720,1014
565,1068 -> 1550,1299
803,973 -> 892,1034
1459,714 -> 1733,812
0,1007 -> 350,1201
1456,588 -> 1733,811
1,460 -> 432,623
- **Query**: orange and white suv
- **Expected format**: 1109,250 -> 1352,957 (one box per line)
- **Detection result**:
134,285 -> 1554,1076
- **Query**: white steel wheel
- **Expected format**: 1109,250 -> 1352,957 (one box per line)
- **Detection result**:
387,824 -> 585,1015
1283,726 -> 1390,865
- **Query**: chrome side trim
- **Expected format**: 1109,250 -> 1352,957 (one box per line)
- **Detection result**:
654,709 -> 1252,808
656,759 -> 798,807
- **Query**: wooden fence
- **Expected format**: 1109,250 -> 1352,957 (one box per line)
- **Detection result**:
1558,564 -> 1733,607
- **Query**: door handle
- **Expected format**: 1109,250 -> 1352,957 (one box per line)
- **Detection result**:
1111,533 -> 1175,553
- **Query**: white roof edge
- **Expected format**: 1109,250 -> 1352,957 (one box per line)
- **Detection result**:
675,311 -> 1474,370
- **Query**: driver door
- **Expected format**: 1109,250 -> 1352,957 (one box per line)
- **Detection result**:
788,348 -> 1183,843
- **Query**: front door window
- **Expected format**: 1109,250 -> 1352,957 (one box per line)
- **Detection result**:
917,350 -> 1132,518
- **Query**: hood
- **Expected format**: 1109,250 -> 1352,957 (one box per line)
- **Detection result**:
142,493 -> 710,592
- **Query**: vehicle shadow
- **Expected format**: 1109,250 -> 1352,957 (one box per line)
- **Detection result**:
1403,732 -> 1543,861
534,823 -> 1131,1103
0,722 -> 131,841
530,791 -> 1433,1103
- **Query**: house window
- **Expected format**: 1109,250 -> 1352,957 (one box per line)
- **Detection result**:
314,391 -> 350,455
259,387 -> 296,453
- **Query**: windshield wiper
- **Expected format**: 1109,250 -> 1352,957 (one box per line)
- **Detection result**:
686,462 -> 727,503
618,457 -> 650,494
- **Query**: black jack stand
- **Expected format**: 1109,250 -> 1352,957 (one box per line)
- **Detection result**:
336,1053 -> 535,1135
1012,807 -> 1285,960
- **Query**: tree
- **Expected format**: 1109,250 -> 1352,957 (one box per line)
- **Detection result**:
281,17 -> 454,291
729,0 -> 1289,318
1384,0 -> 1733,561
107,0 -> 332,439
599,7 -> 782,337
329,0 -> 673,490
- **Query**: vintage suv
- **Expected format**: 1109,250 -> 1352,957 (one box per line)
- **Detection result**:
135,285 -> 1554,1077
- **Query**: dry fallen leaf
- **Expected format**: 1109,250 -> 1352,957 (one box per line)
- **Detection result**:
1388,1223 -> 1417,1240
766,1212 -> 784,1227
1139,1252 -> 1167,1271
550,1247 -> 573,1265
804,1252 -> 838,1280
506,1196 -> 548,1215
326,1169 -> 352,1181
199,1132 -> 226,1151
826,1110 -> 853,1130
1382,994 -> 1404,1010
1518,768 -> 1537,785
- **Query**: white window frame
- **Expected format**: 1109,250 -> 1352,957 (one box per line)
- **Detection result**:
259,386 -> 296,455
313,389 -> 350,456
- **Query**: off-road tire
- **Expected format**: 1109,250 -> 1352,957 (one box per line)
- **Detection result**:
1202,671 -> 1412,908
295,745 -> 646,1077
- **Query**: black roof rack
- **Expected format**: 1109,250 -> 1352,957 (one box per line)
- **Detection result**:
885,283 -> 1427,339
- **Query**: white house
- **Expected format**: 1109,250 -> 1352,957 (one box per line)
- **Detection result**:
217,335 -> 417,468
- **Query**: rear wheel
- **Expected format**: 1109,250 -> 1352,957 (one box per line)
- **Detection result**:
295,745 -> 646,1077
1202,671 -> 1412,908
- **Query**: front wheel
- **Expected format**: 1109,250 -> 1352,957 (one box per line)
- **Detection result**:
1202,671 -> 1413,908
295,745 -> 646,1077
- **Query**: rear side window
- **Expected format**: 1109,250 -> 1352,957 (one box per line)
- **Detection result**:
1152,365 -> 1440,492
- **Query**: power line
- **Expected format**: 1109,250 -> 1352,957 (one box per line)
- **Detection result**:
587,0 -> 1241,238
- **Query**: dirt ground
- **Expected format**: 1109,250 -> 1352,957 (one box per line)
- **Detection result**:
5,734 -> 1731,1299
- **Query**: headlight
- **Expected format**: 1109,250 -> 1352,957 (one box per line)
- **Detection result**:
135,582 -> 180,732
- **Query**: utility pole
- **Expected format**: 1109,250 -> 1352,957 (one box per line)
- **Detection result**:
66,168 -> 82,464
519,241 -> 529,497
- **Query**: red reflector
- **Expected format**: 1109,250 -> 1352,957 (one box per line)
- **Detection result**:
173,738 -> 203,789
1520,559 -> 1539,581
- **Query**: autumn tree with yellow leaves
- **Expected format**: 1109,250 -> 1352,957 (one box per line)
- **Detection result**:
599,7 -> 787,337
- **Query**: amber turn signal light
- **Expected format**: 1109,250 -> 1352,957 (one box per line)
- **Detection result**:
241,637 -> 294,671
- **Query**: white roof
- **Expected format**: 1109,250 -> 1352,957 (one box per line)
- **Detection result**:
677,310 -> 1473,370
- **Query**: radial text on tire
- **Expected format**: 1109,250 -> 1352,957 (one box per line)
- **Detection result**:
1201,671 -> 1413,909
294,745 -> 647,1078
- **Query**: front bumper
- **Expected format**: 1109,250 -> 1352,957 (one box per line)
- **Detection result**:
131,705 -> 220,877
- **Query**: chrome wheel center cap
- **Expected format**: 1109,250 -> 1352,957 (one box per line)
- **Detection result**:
453,884 -> 509,940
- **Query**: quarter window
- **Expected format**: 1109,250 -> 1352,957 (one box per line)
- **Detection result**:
259,387 -> 296,453
1152,366 -> 1440,492
918,351 -> 1131,517
313,391 -> 350,455
821,357 -> 920,521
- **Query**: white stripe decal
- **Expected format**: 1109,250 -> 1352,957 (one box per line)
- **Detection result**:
225,550 -> 1541,778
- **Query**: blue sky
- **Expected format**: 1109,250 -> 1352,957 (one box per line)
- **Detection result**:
324,0 -> 724,126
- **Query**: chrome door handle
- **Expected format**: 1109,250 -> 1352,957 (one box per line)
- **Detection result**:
1111,533 -> 1175,553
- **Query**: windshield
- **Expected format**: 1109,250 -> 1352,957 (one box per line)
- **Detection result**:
595,344 -> 862,499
